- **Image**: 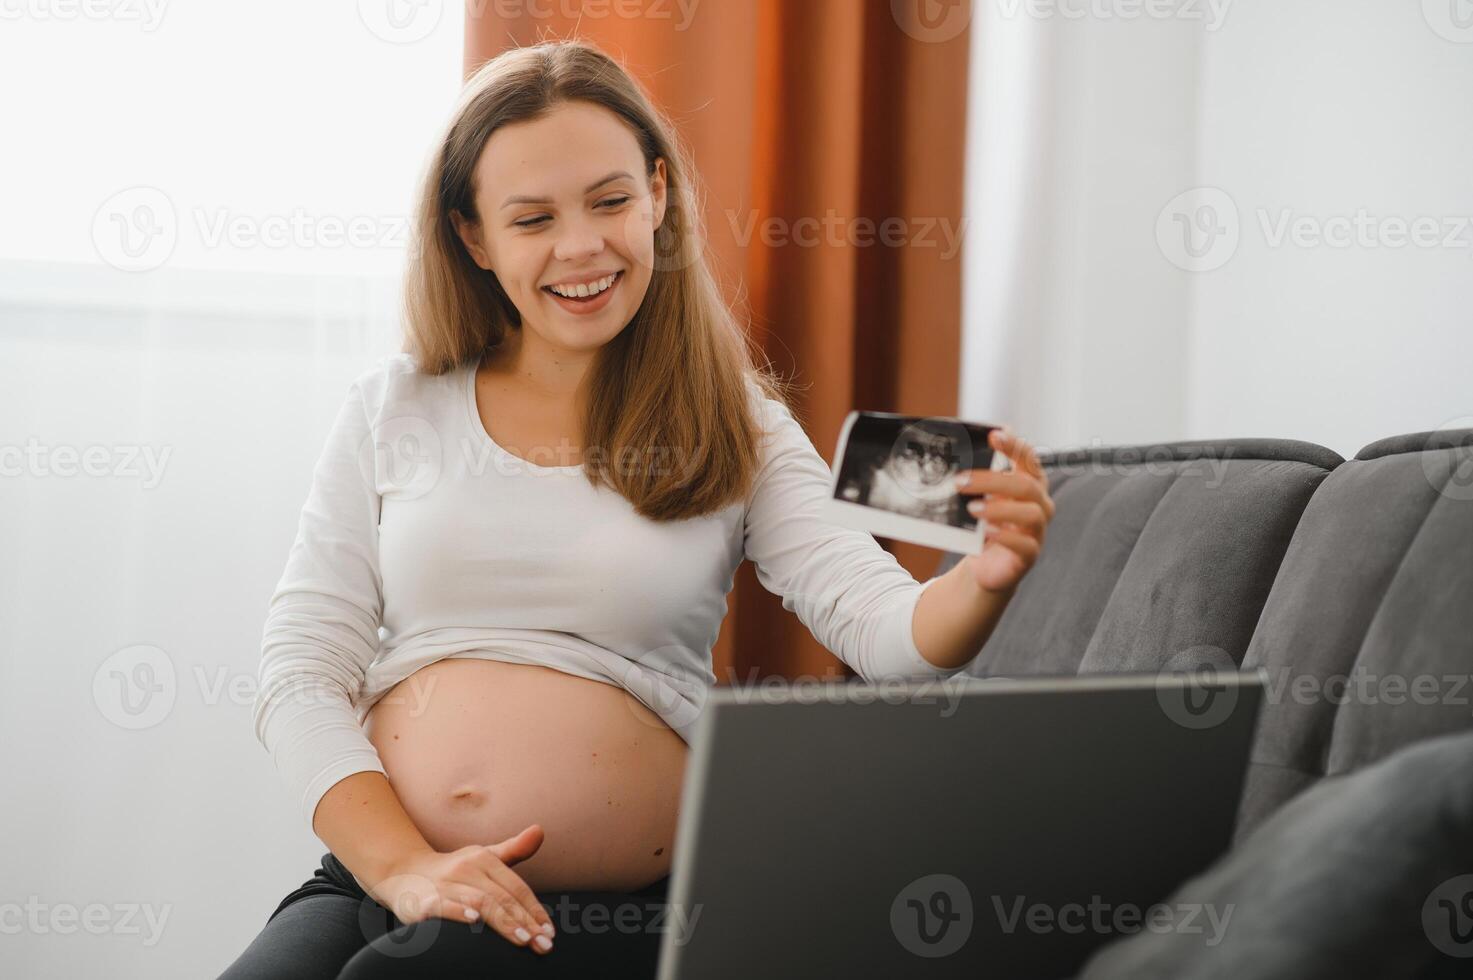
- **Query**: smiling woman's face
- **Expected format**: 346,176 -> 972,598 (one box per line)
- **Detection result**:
452,100 -> 668,357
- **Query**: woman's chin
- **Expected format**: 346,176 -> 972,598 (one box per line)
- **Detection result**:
540,314 -> 632,351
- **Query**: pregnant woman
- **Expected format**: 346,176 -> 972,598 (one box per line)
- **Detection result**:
221,38 -> 1054,980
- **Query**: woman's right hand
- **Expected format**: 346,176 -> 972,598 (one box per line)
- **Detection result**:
366,824 -> 557,953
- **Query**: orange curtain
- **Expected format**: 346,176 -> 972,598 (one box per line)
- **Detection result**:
465,0 -> 972,684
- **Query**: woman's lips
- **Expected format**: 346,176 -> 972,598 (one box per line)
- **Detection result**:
543,271 -> 622,316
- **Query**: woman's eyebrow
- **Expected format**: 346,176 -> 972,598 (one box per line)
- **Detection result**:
499,170 -> 634,209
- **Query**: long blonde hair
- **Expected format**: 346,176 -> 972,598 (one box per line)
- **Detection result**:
402,38 -> 796,521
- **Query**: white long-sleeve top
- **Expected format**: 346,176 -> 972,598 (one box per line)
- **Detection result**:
254,352 -> 968,830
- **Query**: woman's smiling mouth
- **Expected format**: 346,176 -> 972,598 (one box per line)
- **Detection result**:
542,270 -> 624,315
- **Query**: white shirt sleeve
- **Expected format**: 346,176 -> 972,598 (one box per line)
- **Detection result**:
742,392 -> 973,681
253,371 -> 388,832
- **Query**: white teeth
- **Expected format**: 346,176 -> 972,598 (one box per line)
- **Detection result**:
549,273 -> 616,298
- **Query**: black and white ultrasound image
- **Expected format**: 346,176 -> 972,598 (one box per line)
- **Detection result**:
832,414 -> 997,530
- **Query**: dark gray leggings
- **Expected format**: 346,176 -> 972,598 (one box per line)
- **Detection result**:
219,852 -> 671,979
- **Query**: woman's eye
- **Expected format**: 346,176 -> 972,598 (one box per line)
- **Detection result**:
513,197 -> 629,228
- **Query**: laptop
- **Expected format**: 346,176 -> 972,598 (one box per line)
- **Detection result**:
654,669 -> 1265,980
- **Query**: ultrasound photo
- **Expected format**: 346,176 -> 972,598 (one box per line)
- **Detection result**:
823,411 -> 1001,553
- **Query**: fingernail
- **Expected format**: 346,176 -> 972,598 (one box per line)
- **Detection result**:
967,500 -> 985,516
465,908 -> 479,922
535,934 -> 553,951
515,927 -> 531,943
954,474 -> 969,489
541,922 -> 556,938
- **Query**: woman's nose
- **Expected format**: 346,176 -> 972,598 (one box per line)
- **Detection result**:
552,215 -> 604,262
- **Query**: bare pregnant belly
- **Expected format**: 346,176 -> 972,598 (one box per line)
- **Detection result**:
363,658 -> 688,893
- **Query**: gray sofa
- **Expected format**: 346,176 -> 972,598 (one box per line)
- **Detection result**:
935,428 -> 1473,977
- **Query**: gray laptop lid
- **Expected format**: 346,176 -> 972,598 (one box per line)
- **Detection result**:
656,670 -> 1264,980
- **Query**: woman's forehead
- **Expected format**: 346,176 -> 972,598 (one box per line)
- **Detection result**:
478,103 -> 644,197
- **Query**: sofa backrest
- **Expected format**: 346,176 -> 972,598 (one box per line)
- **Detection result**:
935,429 -> 1473,840
936,439 -> 1341,677
1233,427 -> 1473,840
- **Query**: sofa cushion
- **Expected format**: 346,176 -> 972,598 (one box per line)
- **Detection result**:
937,440 -> 1341,678
1075,727 -> 1473,980
1235,428 -> 1473,838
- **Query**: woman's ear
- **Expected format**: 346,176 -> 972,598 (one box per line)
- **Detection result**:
651,158 -> 668,230
450,209 -> 493,270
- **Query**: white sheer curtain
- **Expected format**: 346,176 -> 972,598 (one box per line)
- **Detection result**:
959,5 -> 1206,454
0,5 -> 461,976
959,0 -> 1473,459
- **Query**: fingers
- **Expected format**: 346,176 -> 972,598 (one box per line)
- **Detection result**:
489,824 -> 545,867
468,887 -> 555,954
476,849 -> 556,938
432,884 -> 552,954
989,428 -> 1047,484
955,428 -> 1053,591
956,428 -> 1054,520
983,524 -> 1042,565
439,845 -> 555,951
968,498 -> 1048,536
954,468 -> 1054,516
430,895 -> 482,928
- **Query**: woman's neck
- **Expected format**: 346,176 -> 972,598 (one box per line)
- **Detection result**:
487,328 -> 594,411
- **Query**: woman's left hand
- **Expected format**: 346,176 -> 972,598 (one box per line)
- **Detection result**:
953,428 -> 1054,595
